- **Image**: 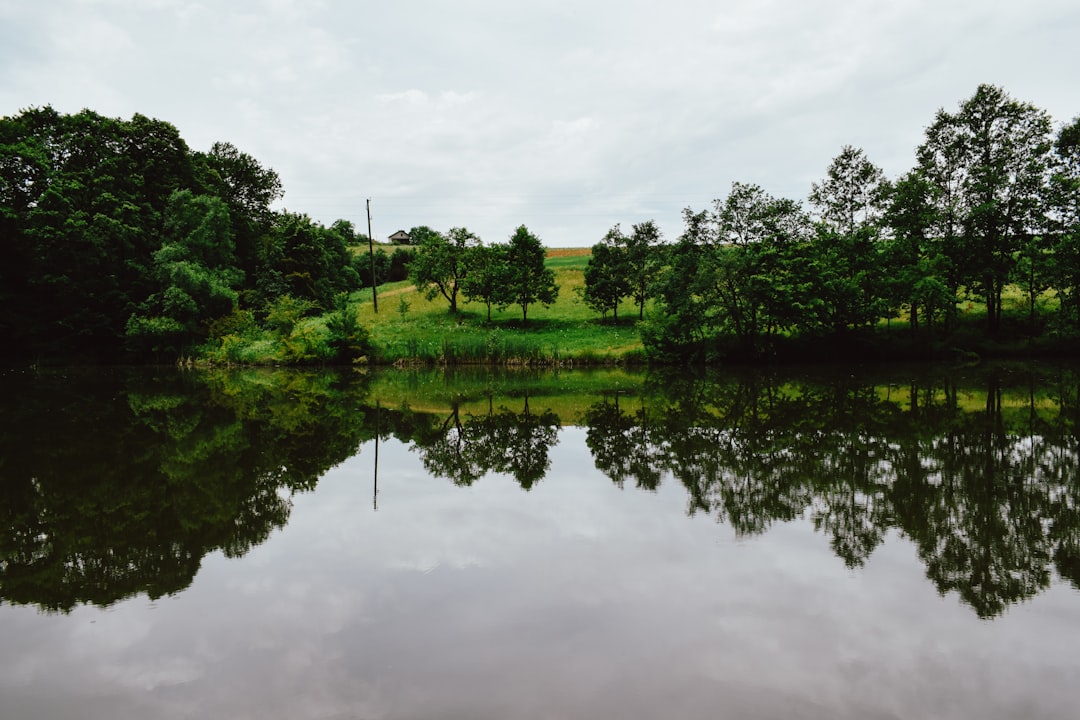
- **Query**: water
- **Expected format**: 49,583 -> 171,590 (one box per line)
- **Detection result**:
2,364 -> 1079,719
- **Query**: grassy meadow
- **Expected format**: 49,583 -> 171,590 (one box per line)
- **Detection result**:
203,247 -> 652,367
351,248 -> 648,366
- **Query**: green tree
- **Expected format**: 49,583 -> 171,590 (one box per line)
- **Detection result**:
388,246 -> 416,281
1047,116 -> 1080,329
710,182 -> 809,350
264,212 -> 358,310
882,170 -> 950,334
641,209 -> 715,360
918,84 -> 1053,332
582,225 -> 631,320
461,243 -> 508,321
195,141 -> 283,304
354,249 -> 391,288
126,190 -> 243,356
809,145 -> 887,235
625,220 -> 662,319
0,108 -> 196,359
409,226 -> 479,313
496,225 -> 558,323
807,146 -> 889,334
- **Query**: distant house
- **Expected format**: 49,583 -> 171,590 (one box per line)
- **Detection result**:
388,230 -> 411,245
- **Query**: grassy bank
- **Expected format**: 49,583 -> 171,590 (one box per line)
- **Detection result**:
203,248 -> 650,367
200,247 -> 1075,368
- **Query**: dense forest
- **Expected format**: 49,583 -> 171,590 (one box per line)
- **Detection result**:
0,107 -> 375,362
1,84 -> 1078,364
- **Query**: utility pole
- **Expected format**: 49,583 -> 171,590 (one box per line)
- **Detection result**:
367,198 -> 378,313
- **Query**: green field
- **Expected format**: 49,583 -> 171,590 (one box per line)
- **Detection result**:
351,248 -> 648,365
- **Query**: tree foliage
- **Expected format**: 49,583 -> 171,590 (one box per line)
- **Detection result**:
497,225 -> 558,323
0,107 -> 362,362
644,84 -> 1076,361
917,84 -> 1053,332
582,221 -> 661,321
583,225 -> 631,319
461,243 -> 508,321
409,226 -> 479,313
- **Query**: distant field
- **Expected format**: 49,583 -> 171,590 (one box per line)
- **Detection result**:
545,247 -> 592,258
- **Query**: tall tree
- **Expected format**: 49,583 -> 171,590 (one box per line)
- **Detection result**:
809,145 -> 887,236
625,220 -> 662,320
882,170 -> 949,333
0,108 -> 195,359
126,190 -> 242,356
918,84 -> 1053,332
582,225 -> 631,320
497,225 -> 558,323
641,208 -> 715,360
710,182 -> 810,349
1047,116 -> 1080,328
195,141 -> 283,299
807,146 -> 889,334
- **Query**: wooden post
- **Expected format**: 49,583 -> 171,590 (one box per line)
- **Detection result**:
367,198 -> 378,313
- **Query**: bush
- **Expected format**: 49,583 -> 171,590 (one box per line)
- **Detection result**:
281,318 -> 333,364
326,295 -> 373,363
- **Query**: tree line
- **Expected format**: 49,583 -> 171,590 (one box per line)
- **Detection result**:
0,107 -> 380,361
584,84 -> 1080,361
3,84 -> 1078,364
0,106 -> 566,362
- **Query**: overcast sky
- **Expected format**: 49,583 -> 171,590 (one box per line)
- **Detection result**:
2,0 -> 1077,246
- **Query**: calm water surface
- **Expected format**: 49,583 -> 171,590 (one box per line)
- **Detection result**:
2,365 -> 1079,719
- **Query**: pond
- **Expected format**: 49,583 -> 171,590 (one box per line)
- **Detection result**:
1,363 -> 1079,719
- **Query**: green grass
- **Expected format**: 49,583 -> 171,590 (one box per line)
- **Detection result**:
352,249 -> 648,365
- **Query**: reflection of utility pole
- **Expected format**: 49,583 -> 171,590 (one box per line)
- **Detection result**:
367,198 -> 378,313
373,401 -> 380,511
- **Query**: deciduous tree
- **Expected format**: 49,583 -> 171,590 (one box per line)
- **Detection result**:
583,225 -> 630,320
409,226 -> 480,313
918,84 -> 1053,332
497,225 -> 558,323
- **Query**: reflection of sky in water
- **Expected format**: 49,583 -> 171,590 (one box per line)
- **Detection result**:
2,428 -> 1079,719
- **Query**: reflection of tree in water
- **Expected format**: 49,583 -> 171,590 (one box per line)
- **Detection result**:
7,364 -> 1080,620
584,393 -> 661,491
414,394 -> 560,490
0,368 -> 374,613
890,373 -> 1055,618
583,366 -> 1080,618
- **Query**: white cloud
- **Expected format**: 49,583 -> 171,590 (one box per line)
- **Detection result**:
2,0 -> 1078,244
